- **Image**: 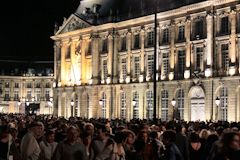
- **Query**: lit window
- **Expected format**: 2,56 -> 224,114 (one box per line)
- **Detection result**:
14,91 -> 19,101
162,28 -> 169,44
221,44 -> 229,71
134,57 -> 140,78
102,60 -> 108,80
146,90 -> 153,119
121,58 -> 127,80
5,82 -> 9,88
147,31 -> 154,47
4,90 -> 10,101
147,55 -> 154,78
161,90 -> 168,121
120,92 -> 127,119
36,90 -> 41,101
177,89 -> 184,120
178,25 -> 185,41
133,92 -> 139,119
178,50 -> 186,79
220,87 -> 228,121
101,93 -> 107,118
45,90 -> 50,101
162,52 -> 169,77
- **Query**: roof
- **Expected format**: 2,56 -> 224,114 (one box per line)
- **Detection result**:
0,60 -> 53,76
74,0 -> 207,25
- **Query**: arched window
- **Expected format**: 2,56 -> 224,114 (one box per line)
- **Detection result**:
146,90 -> 153,119
177,89 -> 184,120
161,90 -> 168,121
220,87 -> 228,121
120,92 -> 126,119
102,93 -> 107,118
133,92 -> 139,119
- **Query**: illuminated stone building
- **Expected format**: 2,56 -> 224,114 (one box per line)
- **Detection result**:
0,61 -> 54,114
52,0 -> 240,121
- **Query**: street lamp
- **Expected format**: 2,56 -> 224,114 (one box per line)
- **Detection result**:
17,100 -> 21,106
171,98 -> 176,107
171,98 -> 177,120
215,97 -> 220,121
26,101 -> 30,106
132,99 -> 136,106
71,100 -> 74,117
31,97 -> 35,102
99,99 -> 103,106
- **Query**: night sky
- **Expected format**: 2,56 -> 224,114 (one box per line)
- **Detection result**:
0,0 -> 80,61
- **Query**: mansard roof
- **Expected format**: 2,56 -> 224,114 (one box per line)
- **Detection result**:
74,0 -> 206,25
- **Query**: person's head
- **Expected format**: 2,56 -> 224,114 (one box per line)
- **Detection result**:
137,130 -> 148,143
0,125 -> 10,139
45,130 -> 55,143
123,129 -> 136,145
10,128 -> 18,140
176,124 -> 182,133
114,131 -> 126,144
162,130 -> 176,145
221,132 -> 240,151
149,131 -> 158,140
96,125 -> 107,140
199,129 -> 209,139
190,132 -> 200,143
67,126 -> 80,143
29,122 -> 43,138
84,123 -> 94,136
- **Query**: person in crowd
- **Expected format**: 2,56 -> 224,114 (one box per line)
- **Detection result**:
95,131 -> 126,160
175,124 -> 189,160
162,130 -> 184,160
134,130 -> 155,160
53,125 -> 86,160
90,125 -> 110,160
122,129 -> 136,160
202,134 -> 219,160
189,132 -> 204,160
20,121 -> 42,160
212,132 -> 240,160
0,126 -> 11,160
149,131 -> 164,160
9,128 -> 21,160
39,130 -> 58,160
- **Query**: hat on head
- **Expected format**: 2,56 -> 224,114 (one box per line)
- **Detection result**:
29,121 -> 42,128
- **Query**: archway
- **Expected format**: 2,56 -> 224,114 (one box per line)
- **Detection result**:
189,86 -> 205,121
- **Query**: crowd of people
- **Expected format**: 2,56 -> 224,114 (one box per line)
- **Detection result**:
0,114 -> 240,160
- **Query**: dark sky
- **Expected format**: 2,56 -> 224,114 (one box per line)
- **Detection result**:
0,0 -> 80,61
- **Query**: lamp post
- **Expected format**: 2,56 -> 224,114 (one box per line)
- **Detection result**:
47,97 -> 53,114
71,100 -> 74,117
99,99 -> 103,106
171,98 -> 177,120
215,97 -> 220,121
17,100 -> 21,113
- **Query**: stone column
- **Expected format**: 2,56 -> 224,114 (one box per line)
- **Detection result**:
185,18 -> 191,79
108,34 -> 113,80
206,13 -> 214,74
113,32 -> 119,83
91,34 -> 100,84
169,22 -> 176,79
60,41 -> 66,84
81,39 -> 87,83
230,10 -> 237,64
156,26 -> 160,79
140,28 -> 145,75
127,31 -> 132,80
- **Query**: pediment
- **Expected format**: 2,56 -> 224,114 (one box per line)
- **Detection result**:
55,14 -> 91,35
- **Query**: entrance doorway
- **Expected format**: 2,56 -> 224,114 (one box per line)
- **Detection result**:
190,87 -> 205,121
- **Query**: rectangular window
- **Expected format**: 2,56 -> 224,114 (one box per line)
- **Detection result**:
36,90 -> 41,101
27,90 -> 32,100
133,34 -> 140,49
147,54 -> 154,77
121,37 -> 126,51
14,91 -> 19,100
146,91 -> 153,119
5,82 -> 9,88
220,87 -> 228,121
195,20 -> 203,39
35,83 -> 41,88
121,58 -> 127,80
134,57 -> 140,78
27,83 -> 32,88
177,89 -> 184,120
133,92 -> 139,119
221,44 -> 229,71
4,90 -> 10,101
178,25 -> 185,41
45,83 -> 50,88
120,92 -> 126,119
147,31 -> 154,47
178,50 -> 186,79
45,90 -> 50,101
196,47 -> 203,70
161,90 -> 168,121
221,16 -> 229,34
14,83 -> 19,88
65,46 -> 71,59
162,28 -> 169,44
162,52 -> 169,76
102,60 -> 108,80
102,39 -> 108,53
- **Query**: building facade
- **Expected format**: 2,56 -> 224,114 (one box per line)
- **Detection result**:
52,0 -> 240,121
0,66 -> 54,114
